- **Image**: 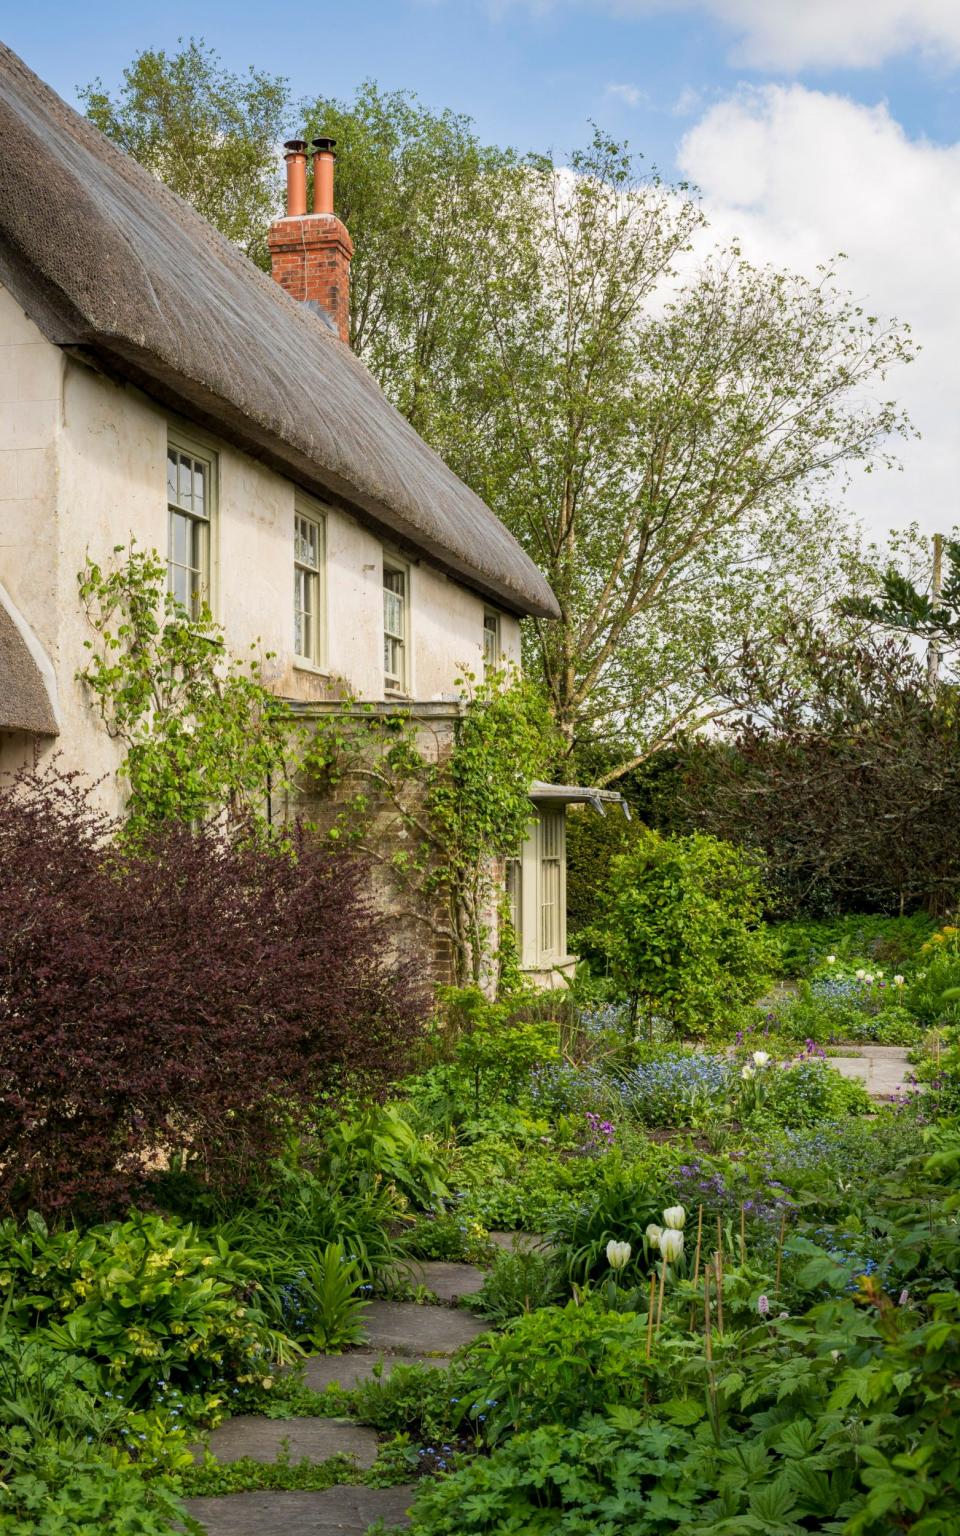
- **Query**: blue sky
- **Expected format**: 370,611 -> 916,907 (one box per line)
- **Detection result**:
6,1 -> 960,540
5,0 -> 959,170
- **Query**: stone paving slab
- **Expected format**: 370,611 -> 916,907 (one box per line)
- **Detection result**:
183,1482 -> 416,1535
194,1416 -> 378,1469
408,1260 -> 485,1299
488,1231 -> 547,1253
303,1351 -> 448,1393
828,1046 -> 915,1099
362,1300 -> 487,1356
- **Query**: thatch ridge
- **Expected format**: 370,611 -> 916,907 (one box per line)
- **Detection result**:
0,44 -> 559,620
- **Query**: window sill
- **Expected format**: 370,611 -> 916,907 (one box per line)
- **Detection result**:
293,659 -> 330,677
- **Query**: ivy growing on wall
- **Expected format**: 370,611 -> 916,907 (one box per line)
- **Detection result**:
78,543 -> 296,839
305,668 -> 556,988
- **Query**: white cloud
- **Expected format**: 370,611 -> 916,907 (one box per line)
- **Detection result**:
693,0 -> 960,71
500,0 -> 960,71
677,84 -> 960,540
671,86 -> 702,116
604,81 -> 650,107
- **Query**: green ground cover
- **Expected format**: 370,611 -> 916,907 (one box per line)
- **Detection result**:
3,913 -> 959,1534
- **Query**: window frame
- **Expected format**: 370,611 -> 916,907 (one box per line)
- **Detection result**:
537,809 -> 566,962
483,609 -> 501,671
382,555 -> 410,696
166,434 -> 217,620
293,501 -> 326,669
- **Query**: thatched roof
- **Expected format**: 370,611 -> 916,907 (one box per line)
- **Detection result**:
0,45 -> 559,620
0,588 -> 58,737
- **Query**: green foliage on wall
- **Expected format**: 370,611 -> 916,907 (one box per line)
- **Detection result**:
305,668 -> 556,987
77,543 -> 296,838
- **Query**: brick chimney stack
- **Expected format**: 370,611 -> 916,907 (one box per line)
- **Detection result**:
268,137 -> 353,344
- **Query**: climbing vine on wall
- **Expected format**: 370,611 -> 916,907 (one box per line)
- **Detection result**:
305,668 -> 556,988
78,543 -> 296,839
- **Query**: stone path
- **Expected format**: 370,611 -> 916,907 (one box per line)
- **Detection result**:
185,1484 -> 419,1536
827,1045 -> 915,1099
184,1259 -> 500,1536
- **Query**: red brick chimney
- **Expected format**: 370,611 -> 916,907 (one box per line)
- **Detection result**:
268,137 -> 353,344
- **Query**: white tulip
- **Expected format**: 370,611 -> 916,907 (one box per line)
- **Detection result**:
894,974 -> 905,987
645,1223 -> 662,1249
659,1228 -> 684,1263
741,1064 -> 755,1080
864,973 -> 874,984
855,969 -> 866,980
752,1050 -> 771,1067
876,970 -> 884,978
826,954 -> 836,964
605,1239 -> 631,1271
662,1205 -> 686,1231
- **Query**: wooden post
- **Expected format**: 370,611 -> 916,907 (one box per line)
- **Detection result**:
928,531 -> 944,694
714,1249 -> 724,1335
775,1209 -> 786,1297
655,1259 -> 667,1333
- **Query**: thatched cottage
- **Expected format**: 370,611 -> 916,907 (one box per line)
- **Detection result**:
0,44 -> 617,986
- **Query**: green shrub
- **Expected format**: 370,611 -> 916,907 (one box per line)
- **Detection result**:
590,831 -> 775,1036
0,1441 -> 188,1535
439,987 -> 562,1118
403,1209 -> 494,1266
458,1297 -> 655,1444
773,913 -> 936,977
468,1244 -> 566,1323
0,1210 -> 292,1401
908,924 -> 960,1025
213,1164 -> 403,1306
315,1103 -> 450,1209
748,1060 -> 872,1129
547,1159 -> 659,1287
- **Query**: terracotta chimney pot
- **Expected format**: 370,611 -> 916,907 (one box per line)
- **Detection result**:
268,132 -> 353,345
283,139 -> 308,218
311,137 -> 336,216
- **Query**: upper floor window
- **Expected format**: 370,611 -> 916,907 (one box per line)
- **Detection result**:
294,507 -> 324,665
383,558 -> 409,694
483,609 -> 500,670
167,441 -> 213,618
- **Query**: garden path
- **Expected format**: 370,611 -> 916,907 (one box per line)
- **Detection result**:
183,1258 -> 497,1536
828,1045 -> 914,1099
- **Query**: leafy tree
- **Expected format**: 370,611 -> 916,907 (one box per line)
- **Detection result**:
85,50 -> 915,783
439,133 -> 913,776
80,40 -> 289,267
676,613 -> 960,917
302,81 -> 521,432
844,524 -> 960,685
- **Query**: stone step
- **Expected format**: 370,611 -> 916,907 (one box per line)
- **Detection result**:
827,1045 -> 916,1099
488,1230 -> 547,1253
361,1299 -> 488,1356
304,1350 -> 450,1393
183,1482 -> 417,1535
193,1416 -> 378,1469
408,1260 -> 486,1300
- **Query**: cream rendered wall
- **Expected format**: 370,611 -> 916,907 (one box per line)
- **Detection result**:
0,284 -> 62,782
0,280 -> 523,811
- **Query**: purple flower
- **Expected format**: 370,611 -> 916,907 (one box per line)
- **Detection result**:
899,1289 -> 909,1306
758,1294 -> 770,1317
